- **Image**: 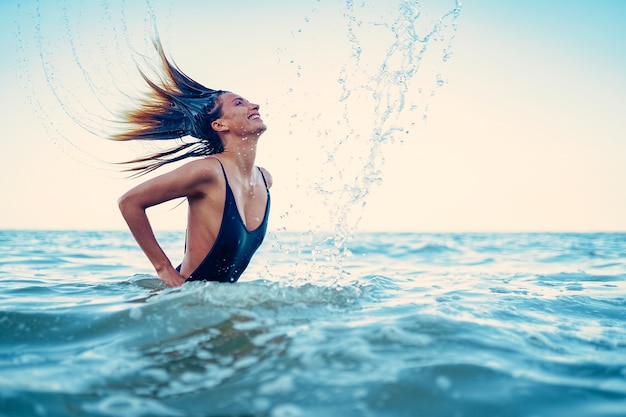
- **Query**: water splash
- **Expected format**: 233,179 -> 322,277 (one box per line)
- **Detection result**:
310,0 -> 462,277
15,0 -> 165,171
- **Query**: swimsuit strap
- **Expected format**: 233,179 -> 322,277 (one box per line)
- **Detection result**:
210,157 -> 229,183
257,167 -> 269,190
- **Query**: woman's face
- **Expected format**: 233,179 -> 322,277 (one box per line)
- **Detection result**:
214,93 -> 267,137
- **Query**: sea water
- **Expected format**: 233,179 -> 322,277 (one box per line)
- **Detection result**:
1,230 -> 625,417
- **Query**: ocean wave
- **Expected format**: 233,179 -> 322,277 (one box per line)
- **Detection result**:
1,232 -> 625,416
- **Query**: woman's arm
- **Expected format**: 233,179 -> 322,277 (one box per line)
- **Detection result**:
118,160 -> 218,287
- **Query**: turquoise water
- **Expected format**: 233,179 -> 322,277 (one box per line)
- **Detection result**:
1,230 -> 625,417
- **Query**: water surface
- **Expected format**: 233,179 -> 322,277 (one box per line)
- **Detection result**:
1,230 -> 625,416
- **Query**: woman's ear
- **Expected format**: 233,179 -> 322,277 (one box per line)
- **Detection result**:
211,119 -> 228,132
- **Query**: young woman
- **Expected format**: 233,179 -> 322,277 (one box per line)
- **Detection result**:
115,41 -> 272,287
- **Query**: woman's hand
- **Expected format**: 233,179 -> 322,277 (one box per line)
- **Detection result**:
157,266 -> 186,287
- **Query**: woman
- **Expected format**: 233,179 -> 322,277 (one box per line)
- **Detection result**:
115,40 -> 272,287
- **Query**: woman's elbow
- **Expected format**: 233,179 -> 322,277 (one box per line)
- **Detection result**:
117,192 -> 136,217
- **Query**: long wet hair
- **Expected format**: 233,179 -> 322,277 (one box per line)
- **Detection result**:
112,39 -> 228,176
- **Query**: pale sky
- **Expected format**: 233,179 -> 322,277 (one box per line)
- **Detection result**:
1,0 -> 625,232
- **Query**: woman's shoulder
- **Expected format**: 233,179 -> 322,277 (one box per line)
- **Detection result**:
176,157 -> 225,185
257,166 -> 273,188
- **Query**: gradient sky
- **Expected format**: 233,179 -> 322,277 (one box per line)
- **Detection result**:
1,0 -> 624,232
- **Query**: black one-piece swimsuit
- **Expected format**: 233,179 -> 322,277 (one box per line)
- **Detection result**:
178,159 -> 270,283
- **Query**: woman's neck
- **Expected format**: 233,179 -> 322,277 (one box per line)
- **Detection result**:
220,135 -> 260,176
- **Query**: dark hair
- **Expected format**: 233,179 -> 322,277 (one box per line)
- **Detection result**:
112,39 -> 228,176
